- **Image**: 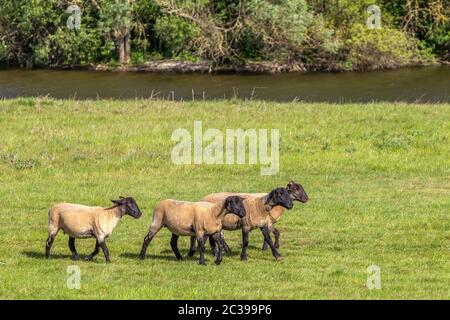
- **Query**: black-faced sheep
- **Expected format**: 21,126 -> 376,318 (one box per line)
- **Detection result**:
138,196 -> 246,265
197,181 -> 308,255
45,196 -> 142,263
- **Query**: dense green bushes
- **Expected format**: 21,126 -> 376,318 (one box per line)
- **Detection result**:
0,0 -> 118,67
344,24 -> 426,71
0,0 -> 448,71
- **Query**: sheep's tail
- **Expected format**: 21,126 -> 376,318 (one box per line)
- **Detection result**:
139,204 -> 166,259
47,209 -> 53,235
47,207 -> 59,236
47,208 -> 53,224
148,203 -> 165,234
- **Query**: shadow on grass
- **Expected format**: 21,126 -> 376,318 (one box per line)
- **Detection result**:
161,247 -> 243,258
130,249 -> 242,260
22,250 -> 71,260
22,250 -> 107,264
120,252 -> 183,262
118,250 -> 236,261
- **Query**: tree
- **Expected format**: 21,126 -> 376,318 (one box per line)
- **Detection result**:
113,0 -> 132,64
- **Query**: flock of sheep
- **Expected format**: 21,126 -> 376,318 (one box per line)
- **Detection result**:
45,180 -> 308,265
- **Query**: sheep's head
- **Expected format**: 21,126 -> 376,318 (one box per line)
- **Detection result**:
287,180 -> 308,203
224,196 -> 246,218
111,196 -> 142,219
266,188 -> 293,209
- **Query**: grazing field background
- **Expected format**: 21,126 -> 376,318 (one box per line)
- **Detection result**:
0,98 -> 449,299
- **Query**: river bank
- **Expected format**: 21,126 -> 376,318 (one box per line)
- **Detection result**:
57,58 -> 441,75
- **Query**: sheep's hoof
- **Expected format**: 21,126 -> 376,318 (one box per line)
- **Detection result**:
84,256 -> 93,262
138,254 -> 145,260
71,254 -> 80,261
275,256 -> 283,261
214,260 -> 222,266
240,256 -> 248,262
188,251 -> 195,257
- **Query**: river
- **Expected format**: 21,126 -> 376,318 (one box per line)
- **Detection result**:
0,66 -> 448,103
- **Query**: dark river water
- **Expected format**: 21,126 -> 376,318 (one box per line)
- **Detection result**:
0,66 -> 448,103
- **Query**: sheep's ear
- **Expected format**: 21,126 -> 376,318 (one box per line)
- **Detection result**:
111,199 -> 124,205
265,190 -> 274,205
119,196 -> 125,199
224,196 -> 237,210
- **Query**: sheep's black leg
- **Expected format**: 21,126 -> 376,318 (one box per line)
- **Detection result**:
240,229 -> 250,261
188,236 -> 196,257
211,232 -> 231,255
85,240 -> 100,261
209,235 -> 217,256
139,231 -> 156,259
68,237 -> 80,261
45,236 -> 55,259
99,240 -> 111,263
170,234 -> 183,261
261,226 -> 282,261
262,227 -> 280,250
273,227 -> 281,249
211,233 -> 223,265
222,236 -> 232,255
261,228 -> 269,251
197,236 -> 206,266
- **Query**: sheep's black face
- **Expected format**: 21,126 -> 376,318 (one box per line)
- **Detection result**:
125,197 -> 143,219
225,196 -> 246,218
112,196 -> 142,218
287,180 -> 308,203
268,188 -> 293,209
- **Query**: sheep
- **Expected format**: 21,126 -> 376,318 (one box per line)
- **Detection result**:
45,196 -> 142,263
190,181 -> 308,256
259,181 -> 308,250
138,196 -> 246,265
237,188 -> 293,261
191,187 -> 293,261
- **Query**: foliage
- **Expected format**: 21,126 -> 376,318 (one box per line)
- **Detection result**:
379,0 -> 449,60
345,24 -> 429,71
154,14 -> 200,58
0,0 -> 448,69
0,0 -> 115,67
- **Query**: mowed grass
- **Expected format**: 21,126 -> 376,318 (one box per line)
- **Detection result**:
0,98 -> 449,300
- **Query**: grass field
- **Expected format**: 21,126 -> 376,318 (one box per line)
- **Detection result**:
0,98 -> 449,299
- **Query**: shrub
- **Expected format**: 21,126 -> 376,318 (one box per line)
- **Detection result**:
0,0 -> 446,69
154,15 -> 200,58
345,24 -> 430,71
